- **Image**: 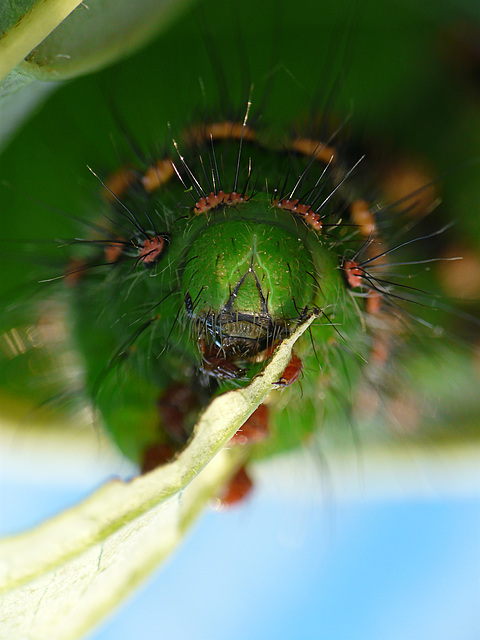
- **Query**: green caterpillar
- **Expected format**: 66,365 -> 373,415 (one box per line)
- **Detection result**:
1,0 -> 479,508
0,87 -> 405,504
60,106 -> 386,498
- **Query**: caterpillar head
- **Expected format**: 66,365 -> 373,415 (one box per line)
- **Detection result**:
180,195 -> 339,380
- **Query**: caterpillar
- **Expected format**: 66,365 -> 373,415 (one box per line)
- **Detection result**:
1,4 -> 479,484
1,0 -> 480,638
55,102 -> 387,500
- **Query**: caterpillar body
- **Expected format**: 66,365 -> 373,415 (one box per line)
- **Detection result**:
1,0 -> 479,503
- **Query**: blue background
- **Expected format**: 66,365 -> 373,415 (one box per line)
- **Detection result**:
2,453 -> 479,640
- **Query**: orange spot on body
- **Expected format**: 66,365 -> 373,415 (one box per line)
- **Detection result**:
344,259 -> 364,288
142,159 -> 175,192
370,334 -> 390,367
63,258 -> 87,287
350,199 -> 376,237
367,290 -> 383,315
290,137 -> 337,164
350,201 -> 387,265
186,121 -> 257,145
438,244 -> 480,299
104,239 -> 125,263
381,158 -> 436,218
103,168 -> 136,201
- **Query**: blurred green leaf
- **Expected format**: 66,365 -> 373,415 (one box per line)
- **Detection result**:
0,0 -> 83,82
0,0 -> 195,149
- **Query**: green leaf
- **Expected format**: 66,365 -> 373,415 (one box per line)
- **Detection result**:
0,0 -> 196,150
0,0 -> 83,149
0,316 -> 315,640
0,0 -> 83,82
22,0 -> 197,81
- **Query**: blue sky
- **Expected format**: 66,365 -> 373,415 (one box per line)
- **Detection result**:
2,458 -> 479,640
91,493 -> 480,640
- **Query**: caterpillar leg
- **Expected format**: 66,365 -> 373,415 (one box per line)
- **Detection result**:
141,383 -> 200,473
230,404 -> 270,445
141,443 -> 176,474
275,352 -> 304,387
216,465 -> 254,507
157,383 -> 200,443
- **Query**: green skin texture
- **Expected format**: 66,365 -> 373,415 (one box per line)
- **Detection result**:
183,202 -> 314,322
69,141 -> 369,465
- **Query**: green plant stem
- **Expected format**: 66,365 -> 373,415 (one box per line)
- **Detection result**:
0,0 -> 84,83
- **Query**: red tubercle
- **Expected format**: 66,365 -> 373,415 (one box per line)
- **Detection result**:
194,190 -> 246,214
344,259 -> 364,288
138,235 -> 167,265
273,198 -> 323,231
303,209 -> 323,231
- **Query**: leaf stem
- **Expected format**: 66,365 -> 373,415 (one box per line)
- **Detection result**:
0,0 -> 84,83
